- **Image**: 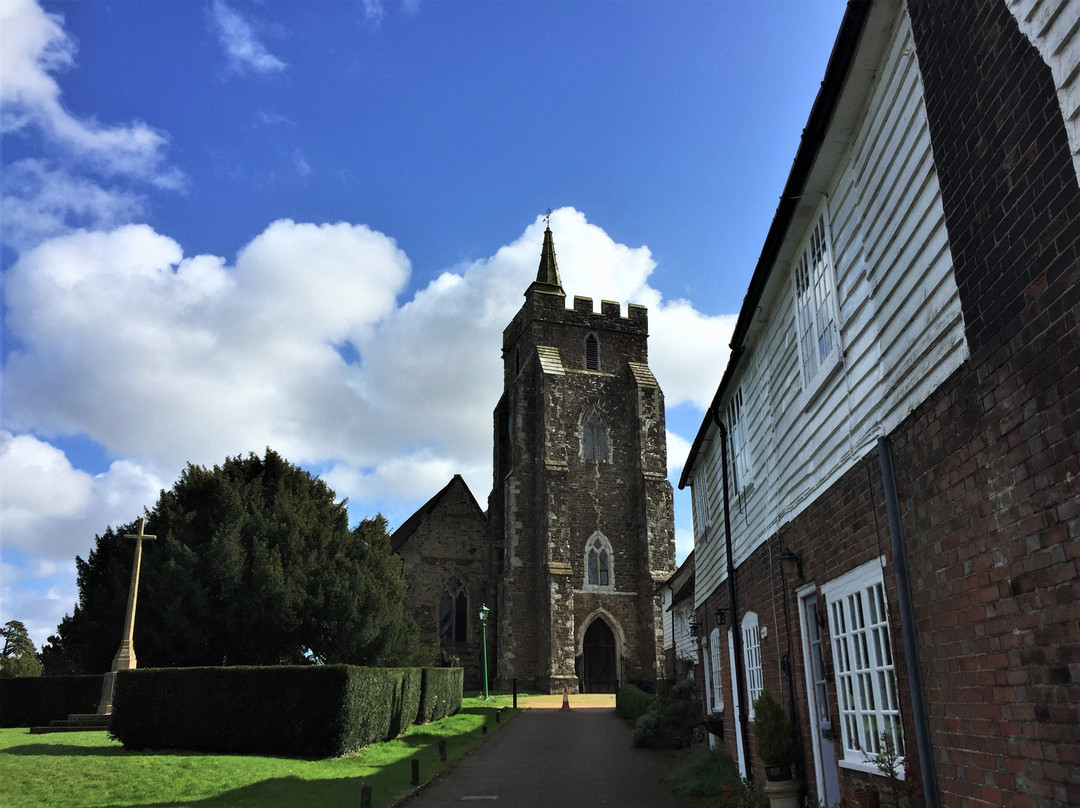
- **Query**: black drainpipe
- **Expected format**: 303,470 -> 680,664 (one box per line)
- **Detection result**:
714,404 -> 752,779
878,437 -> 940,808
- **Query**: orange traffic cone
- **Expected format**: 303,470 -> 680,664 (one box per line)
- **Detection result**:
562,685 -> 570,710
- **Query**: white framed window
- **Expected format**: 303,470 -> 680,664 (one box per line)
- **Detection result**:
742,612 -> 763,718
820,559 -> 903,772
727,387 -> 751,494
582,411 -> 609,462
692,465 -> 712,540
583,532 -> 614,590
709,626 -> 724,712
792,209 -> 841,398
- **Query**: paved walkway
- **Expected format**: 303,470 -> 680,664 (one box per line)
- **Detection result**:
401,702 -> 680,808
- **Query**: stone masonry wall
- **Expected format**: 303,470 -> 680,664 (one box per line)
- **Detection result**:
395,480 -> 491,690
495,289 -> 674,691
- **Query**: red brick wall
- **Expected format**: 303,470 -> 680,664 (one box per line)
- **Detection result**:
700,3 -> 1078,806
904,1 -> 1080,805
697,456 -> 917,804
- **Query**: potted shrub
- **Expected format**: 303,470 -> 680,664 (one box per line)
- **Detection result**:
752,690 -> 801,808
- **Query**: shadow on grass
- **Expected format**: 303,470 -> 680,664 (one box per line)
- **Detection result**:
1,708 -> 517,808
90,775 -> 372,808
1,743 -> 202,758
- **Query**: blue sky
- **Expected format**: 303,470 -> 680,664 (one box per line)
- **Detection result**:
1,0 -> 849,649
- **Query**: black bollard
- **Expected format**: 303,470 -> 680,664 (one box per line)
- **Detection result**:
482,725 -> 487,735
438,739 -> 447,761
361,785 -> 372,808
513,678 -> 517,709
411,758 -> 420,786
495,708 -> 501,723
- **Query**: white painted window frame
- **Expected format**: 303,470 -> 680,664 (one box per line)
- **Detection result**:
820,557 -> 904,777
709,626 -> 724,712
791,205 -> 842,403
742,611 -> 763,719
692,466 -> 711,542
727,386 -> 752,495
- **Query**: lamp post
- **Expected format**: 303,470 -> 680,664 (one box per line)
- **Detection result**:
479,603 -> 490,700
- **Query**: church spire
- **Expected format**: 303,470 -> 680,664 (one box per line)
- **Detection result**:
534,221 -> 563,290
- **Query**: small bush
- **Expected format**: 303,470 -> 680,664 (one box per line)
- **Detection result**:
0,675 -> 103,727
615,683 -> 655,721
631,679 -> 702,748
751,690 -> 796,765
666,750 -> 742,796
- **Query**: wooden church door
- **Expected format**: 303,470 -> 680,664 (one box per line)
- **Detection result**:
582,618 -> 618,693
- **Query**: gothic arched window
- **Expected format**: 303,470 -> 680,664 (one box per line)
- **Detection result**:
585,533 -> 614,589
585,333 -> 600,370
439,578 -> 468,644
582,411 -> 609,462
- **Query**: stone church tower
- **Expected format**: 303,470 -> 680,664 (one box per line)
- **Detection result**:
488,226 -> 676,693
392,225 -> 675,694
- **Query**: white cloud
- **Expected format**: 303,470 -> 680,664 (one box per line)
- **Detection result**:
3,208 -> 731,500
0,431 -> 166,645
666,430 -> 692,477
0,558 -> 77,650
674,525 -> 695,568
256,111 -> 294,127
0,0 -> 180,254
0,431 -> 165,563
0,207 -> 733,639
2,220 -> 411,470
362,0 -> 387,25
1,159 -> 146,251
651,302 -> 735,409
0,432 -> 93,528
0,0 -> 179,186
210,0 -> 287,76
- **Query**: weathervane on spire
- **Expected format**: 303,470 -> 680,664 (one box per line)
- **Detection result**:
545,208 -> 552,229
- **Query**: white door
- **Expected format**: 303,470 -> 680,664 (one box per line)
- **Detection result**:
801,593 -> 842,806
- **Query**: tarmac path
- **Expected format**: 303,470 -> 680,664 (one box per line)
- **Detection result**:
400,700 -> 680,808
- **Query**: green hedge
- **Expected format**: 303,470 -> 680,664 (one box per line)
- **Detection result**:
419,667 -> 463,723
615,683 -> 655,722
0,675 -> 104,727
110,665 -> 461,758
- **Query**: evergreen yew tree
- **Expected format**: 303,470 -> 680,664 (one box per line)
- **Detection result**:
1,620 -> 44,677
42,450 -> 422,672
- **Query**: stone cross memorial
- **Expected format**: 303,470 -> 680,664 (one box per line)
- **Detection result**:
97,517 -> 156,715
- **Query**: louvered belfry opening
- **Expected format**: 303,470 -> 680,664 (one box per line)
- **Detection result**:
585,333 -> 599,370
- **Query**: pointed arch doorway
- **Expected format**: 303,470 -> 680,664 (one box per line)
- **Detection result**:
582,618 -> 618,693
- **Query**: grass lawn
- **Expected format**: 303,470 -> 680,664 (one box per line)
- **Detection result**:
0,696 -> 518,808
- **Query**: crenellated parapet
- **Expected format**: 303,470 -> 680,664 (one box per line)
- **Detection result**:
571,296 -> 649,329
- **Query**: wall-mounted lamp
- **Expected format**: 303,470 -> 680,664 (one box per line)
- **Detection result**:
714,607 -> 729,626
689,616 -> 701,637
779,545 -> 804,578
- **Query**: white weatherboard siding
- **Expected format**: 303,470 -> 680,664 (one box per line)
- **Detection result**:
672,601 -> 696,667
692,9 -> 969,607
1008,0 -> 1080,187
